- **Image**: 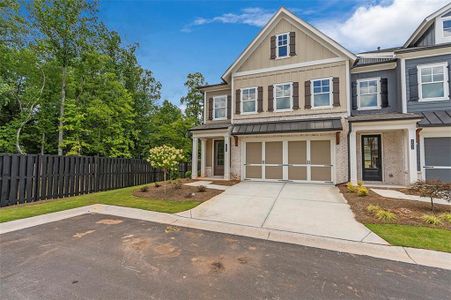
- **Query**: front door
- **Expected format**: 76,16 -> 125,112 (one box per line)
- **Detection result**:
214,140 -> 224,176
362,135 -> 382,181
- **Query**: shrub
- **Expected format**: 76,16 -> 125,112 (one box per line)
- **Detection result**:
367,204 -> 380,214
357,186 -> 369,197
140,186 -> 149,192
410,180 -> 451,213
197,185 -> 206,192
421,214 -> 443,225
184,192 -> 194,198
375,209 -> 397,222
439,213 -> 451,223
346,182 -> 357,193
147,145 -> 185,182
357,180 -> 364,187
185,170 -> 192,178
173,180 -> 182,190
154,182 -> 161,188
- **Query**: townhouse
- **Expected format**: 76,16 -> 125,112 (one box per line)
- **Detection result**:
190,4 -> 451,185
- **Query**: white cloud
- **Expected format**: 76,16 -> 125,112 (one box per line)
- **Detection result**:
316,0 -> 449,52
182,7 -> 274,32
178,103 -> 186,114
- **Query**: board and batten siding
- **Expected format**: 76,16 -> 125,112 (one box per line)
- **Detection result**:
350,66 -> 402,115
237,18 -> 338,73
414,25 -> 435,47
233,61 -> 348,120
405,54 -> 451,113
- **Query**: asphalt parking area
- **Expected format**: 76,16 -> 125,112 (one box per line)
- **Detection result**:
0,214 -> 450,300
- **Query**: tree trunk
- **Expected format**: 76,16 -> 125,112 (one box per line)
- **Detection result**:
16,125 -> 24,154
41,132 -> 45,155
163,170 -> 167,194
430,197 -> 434,213
58,65 -> 67,156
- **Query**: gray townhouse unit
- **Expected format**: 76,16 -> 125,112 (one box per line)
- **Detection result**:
190,4 -> 451,186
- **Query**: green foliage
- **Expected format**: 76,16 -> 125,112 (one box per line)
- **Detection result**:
421,214 -> 443,225
439,213 -> 451,223
375,209 -> 397,222
346,182 -> 357,193
357,180 -> 364,187
185,171 -> 192,178
180,72 -> 206,124
357,186 -> 369,197
366,204 -> 380,214
147,145 -> 184,182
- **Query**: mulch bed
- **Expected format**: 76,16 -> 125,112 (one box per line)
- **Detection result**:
208,180 -> 240,186
134,180 -> 223,202
338,185 -> 451,230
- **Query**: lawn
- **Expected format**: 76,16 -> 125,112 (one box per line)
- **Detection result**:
366,224 -> 451,253
0,184 -> 202,223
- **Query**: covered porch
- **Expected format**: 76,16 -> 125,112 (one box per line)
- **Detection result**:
348,114 -> 422,186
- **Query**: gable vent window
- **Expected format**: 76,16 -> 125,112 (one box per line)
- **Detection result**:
311,78 -> 332,108
443,19 -> 451,37
241,87 -> 257,114
357,78 -> 381,110
213,95 -> 227,120
277,33 -> 289,58
417,63 -> 449,101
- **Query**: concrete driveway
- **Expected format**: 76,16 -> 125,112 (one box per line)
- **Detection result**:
180,182 -> 385,243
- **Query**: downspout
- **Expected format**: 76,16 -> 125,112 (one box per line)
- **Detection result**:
347,121 -> 352,182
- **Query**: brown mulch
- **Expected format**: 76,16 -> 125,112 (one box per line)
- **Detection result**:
208,180 -> 240,186
338,185 -> 451,230
133,181 -> 223,202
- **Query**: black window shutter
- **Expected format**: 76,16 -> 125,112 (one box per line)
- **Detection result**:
289,32 -> 296,56
227,95 -> 231,119
332,77 -> 340,107
292,82 -> 299,109
448,65 -> 451,98
235,89 -> 241,114
304,81 -> 311,109
408,67 -> 418,101
208,97 -> 213,120
351,82 -> 357,110
257,87 -> 263,112
268,85 -> 274,112
380,78 -> 389,107
270,36 -> 276,59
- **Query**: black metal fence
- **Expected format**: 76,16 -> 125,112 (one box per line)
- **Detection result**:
0,154 -> 190,207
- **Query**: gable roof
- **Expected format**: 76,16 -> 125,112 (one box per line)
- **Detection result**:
221,7 -> 356,82
403,2 -> 451,48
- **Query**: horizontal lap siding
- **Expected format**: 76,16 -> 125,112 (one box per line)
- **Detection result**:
0,154 -> 190,207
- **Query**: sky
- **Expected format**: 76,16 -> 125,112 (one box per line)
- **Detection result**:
99,0 -> 449,109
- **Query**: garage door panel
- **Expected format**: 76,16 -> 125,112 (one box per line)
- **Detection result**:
425,169 -> 451,183
311,167 -> 331,181
310,140 -> 331,165
265,166 -> 283,179
265,142 -> 283,164
246,166 -> 262,179
246,142 -> 262,164
425,138 -> 451,166
288,166 -> 307,180
288,141 -> 306,164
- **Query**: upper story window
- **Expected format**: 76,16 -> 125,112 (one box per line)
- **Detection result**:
444,18 -> 451,37
276,33 -> 289,58
357,78 -> 380,110
311,78 -> 332,108
241,87 -> 257,114
417,63 -> 449,101
213,95 -> 227,120
436,15 -> 451,44
274,83 -> 292,111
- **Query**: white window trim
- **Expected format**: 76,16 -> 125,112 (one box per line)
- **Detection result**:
417,62 -> 449,102
275,32 -> 290,60
212,95 -> 227,120
435,15 -> 451,44
356,77 -> 381,110
273,82 -> 293,112
311,77 -> 333,109
240,87 -> 258,115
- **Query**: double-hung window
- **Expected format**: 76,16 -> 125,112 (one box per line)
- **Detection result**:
276,33 -> 289,58
274,83 -> 292,111
311,78 -> 332,108
418,63 -> 449,101
213,95 -> 227,120
444,18 -> 451,37
357,78 -> 380,109
241,87 -> 257,114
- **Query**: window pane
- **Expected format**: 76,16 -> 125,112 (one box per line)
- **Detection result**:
422,82 -> 444,98
276,97 -> 291,110
214,98 -> 225,108
314,93 -> 330,107
421,74 -> 432,83
278,45 -> 287,57
360,94 -> 378,107
313,86 -> 321,93
443,20 -> 451,37
215,108 -> 225,119
421,67 -> 432,76
243,100 -> 255,113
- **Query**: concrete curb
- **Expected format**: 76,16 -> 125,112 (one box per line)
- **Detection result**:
1,204 -> 450,271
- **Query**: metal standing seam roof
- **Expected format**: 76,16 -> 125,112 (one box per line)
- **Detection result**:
347,113 -> 422,123
189,122 -> 231,131
231,118 -> 342,136
418,110 -> 451,127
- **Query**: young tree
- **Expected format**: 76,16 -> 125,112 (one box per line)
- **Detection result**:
180,72 -> 206,124
147,145 -> 184,192
410,180 -> 451,213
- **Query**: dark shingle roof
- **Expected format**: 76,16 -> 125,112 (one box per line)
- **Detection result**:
190,122 -> 231,131
418,110 -> 451,127
231,118 -> 342,136
347,113 -> 422,123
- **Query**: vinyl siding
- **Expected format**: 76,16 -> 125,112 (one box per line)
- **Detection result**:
414,24 -> 435,47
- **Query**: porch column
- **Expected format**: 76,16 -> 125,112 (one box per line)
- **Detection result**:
406,127 -> 418,184
200,138 -> 206,177
224,135 -> 230,180
191,137 -> 198,179
349,131 -> 358,184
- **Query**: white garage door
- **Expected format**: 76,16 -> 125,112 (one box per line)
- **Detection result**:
244,139 -> 333,183
423,137 -> 451,183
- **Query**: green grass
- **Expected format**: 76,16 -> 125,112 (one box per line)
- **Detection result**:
0,184 -> 202,223
366,224 -> 451,253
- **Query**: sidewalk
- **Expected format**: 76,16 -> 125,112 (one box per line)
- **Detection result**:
1,204 -> 450,271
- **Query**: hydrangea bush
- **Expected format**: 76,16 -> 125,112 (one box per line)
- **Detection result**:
147,145 -> 184,183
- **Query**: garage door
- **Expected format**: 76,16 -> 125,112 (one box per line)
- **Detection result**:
424,137 -> 451,183
244,139 -> 333,183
